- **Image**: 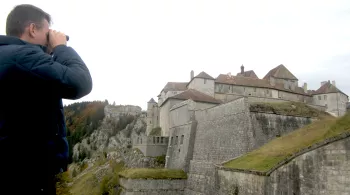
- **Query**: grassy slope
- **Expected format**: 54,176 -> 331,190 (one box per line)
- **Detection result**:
249,101 -> 326,117
224,111 -> 350,172
119,168 -> 187,179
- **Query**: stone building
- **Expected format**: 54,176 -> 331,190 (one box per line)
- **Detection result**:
312,81 -> 348,117
127,64 -> 350,195
146,98 -> 159,135
149,64 -> 348,138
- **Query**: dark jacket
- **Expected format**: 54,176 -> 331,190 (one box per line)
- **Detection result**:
0,35 -> 92,175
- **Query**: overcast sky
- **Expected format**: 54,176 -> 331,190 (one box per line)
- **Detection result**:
1,0 -> 350,110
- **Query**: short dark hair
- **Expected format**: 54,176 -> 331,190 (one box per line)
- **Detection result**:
6,4 -> 51,37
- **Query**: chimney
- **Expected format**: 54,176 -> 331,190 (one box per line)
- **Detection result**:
321,81 -> 327,86
303,82 -> 307,93
332,80 -> 336,87
190,70 -> 194,80
241,64 -> 244,74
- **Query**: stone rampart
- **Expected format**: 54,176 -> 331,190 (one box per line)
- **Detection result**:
186,97 -> 251,194
120,178 -> 186,195
216,133 -> 350,195
185,97 -> 315,195
133,135 -> 168,157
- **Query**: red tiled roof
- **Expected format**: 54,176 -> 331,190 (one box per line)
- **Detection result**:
194,71 -> 214,80
216,74 -> 270,88
313,81 -> 348,96
236,70 -> 259,79
160,89 -> 221,107
148,98 -> 156,103
263,64 -> 298,80
161,82 -> 188,93
215,74 -> 309,95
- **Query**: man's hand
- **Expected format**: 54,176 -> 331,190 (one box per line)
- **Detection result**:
48,30 -> 67,49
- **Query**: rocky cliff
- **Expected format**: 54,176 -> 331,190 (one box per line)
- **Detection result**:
59,104 -> 165,195
71,105 -> 163,167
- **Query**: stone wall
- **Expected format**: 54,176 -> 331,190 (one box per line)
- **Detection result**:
132,135 -> 168,157
159,99 -> 184,136
165,100 -> 195,172
185,97 -> 314,195
158,90 -> 185,106
267,134 -> 350,195
105,105 -> 142,118
217,170 -> 266,195
120,178 -> 186,195
188,77 -> 215,97
214,84 -> 313,104
166,99 -> 218,172
146,102 -> 159,135
217,133 -> 350,195
313,92 -> 348,117
215,94 -> 326,112
249,112 -> 312,148
185,97 -> 252,195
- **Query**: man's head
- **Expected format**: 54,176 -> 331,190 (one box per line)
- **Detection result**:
6,4 -> 51,47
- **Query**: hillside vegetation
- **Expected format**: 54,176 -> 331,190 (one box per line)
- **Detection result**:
64,100 -> 108,163
249,101 -> 328,117
119,168 -> 187,180
57,101 -> 166,195
224,111 -> 350,173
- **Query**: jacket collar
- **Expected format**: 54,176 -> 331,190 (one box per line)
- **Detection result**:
0,35 -> 48,53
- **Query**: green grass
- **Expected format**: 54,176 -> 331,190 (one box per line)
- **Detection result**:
70,171 -> 100,195
223,111 -> 350,173
249,101 -> 327,117
119,168 -> 187,179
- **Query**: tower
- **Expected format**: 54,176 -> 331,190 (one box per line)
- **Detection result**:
146,98 -> 159,135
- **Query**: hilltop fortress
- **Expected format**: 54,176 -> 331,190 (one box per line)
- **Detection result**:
130,64 -> 349,195
147,64 -> 348,136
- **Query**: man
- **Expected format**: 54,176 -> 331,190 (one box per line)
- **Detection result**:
0,4 -> 92,194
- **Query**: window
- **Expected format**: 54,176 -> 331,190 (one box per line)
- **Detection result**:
254,88 -> 256,92
318,96 -> 321,100
161,137 -> 164,143
140,138 -> 142,144
181,135 -> 184,144
157,137 -> 160,143
324,95 -> 327,100
204,79 -> 207,84
175,136 -> 178,144
153,137 -> 155,144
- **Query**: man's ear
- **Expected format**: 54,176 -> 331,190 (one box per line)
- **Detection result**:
28,23 -> 36,38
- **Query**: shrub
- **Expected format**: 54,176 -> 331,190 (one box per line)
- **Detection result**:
149,127 -> 161,136
99,161 -> 125,195
155,155 -> 166,166
56,171 -> 72,195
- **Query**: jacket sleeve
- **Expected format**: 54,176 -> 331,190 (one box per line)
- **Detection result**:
14,44 -> 93,100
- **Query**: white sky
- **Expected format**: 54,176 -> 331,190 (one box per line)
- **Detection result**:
1,0 -> 350,110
